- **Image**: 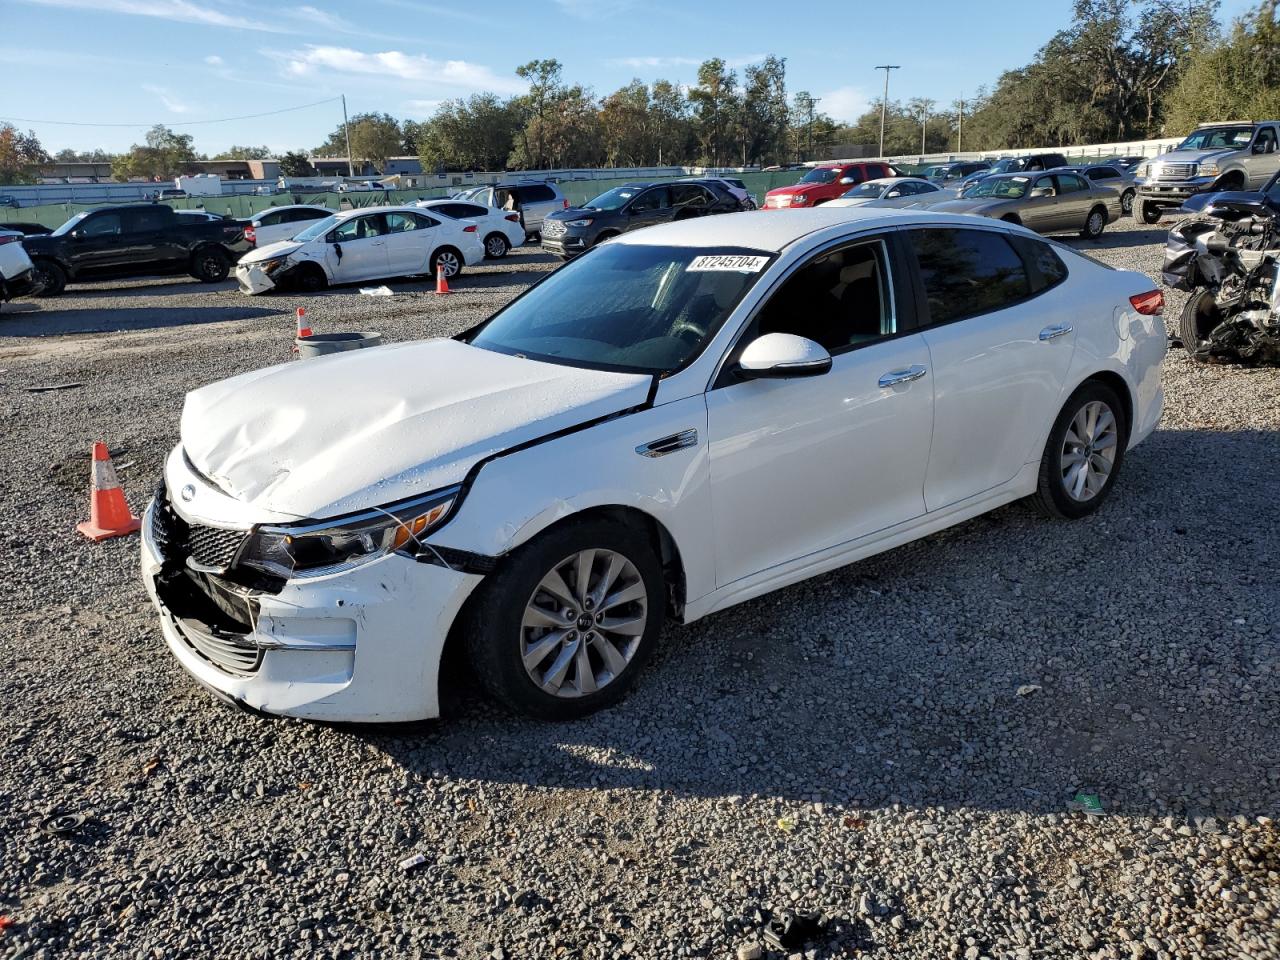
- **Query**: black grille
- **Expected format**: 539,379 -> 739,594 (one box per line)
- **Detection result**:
151,480 -> 246,570
174,616 -> 262,675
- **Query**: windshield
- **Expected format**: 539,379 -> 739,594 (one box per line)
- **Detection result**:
799,168 -> 839,184
469,244 -> 774,376
843,182 -> 885,199
583,186 -> 644,211
966,176 -> 1029,199
988,158 -> 1025,174
1178,126 -> 1255,150
290,213 -> 341,242
51,211 -> 91,237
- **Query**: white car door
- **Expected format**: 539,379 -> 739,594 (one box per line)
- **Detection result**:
382,211 -> 435,275
907,226 -> 1078,511
323,213 -> 389,283
705,236 -> 934,586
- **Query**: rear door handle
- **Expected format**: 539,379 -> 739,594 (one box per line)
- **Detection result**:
878,364 -> 927,388
1039,323 -> 1073,341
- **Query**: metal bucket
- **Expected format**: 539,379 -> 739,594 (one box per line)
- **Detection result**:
295,331 -> 383,359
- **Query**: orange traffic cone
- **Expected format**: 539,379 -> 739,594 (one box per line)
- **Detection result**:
434,268 -> 452,295
296,307 -> 312,338
76,442 -> 142,542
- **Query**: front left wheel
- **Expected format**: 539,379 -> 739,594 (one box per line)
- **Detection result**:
461,518 -> 665,720
1031,381 -> 1128,519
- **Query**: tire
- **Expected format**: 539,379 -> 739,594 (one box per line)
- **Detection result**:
1081,205 -> 1107,239
483,233 -> 510,259
1138,199 -> 1162,224
1031,380 -> 1128,520
1121,189 -> 1135,215
1000,214 -> 1021,225
1178,289 -> 1221,362
593,231 -> 619,247
294,263 -> 327,293
191,247 -> 230,283
430,246 -> 463,279
461,517 -> 665,720
32,259 -> 66,297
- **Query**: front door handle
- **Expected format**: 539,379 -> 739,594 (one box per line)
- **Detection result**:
1039,323 -> 1073,341
878,364 -> 927,388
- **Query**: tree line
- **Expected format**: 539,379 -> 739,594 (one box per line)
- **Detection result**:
2,0 -> 1277,185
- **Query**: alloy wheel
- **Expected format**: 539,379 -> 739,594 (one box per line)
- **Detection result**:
1060,400 -> 1118,502
1121,190 -> 1134,214
436,251 -> 460,276
485,235 -> 508,257
1087,211 -> 1105,235
519,549 -> 648,698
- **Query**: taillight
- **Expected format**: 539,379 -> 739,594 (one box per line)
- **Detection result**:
563,199 -> 570,208
505,213 -> 520,222
0,234 -> 19,246
1129,290 -> 1163,315
244,224 -> 256,245
463,224 -> 477,232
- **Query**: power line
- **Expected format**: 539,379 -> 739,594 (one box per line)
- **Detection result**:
0,97 -> 344,129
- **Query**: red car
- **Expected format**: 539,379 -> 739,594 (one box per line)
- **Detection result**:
763,161 -> 902,209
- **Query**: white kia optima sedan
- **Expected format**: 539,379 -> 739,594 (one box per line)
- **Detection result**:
234,205 -> 484,294
143,208 -> 1166,722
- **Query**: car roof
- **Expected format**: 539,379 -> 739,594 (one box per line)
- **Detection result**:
611,207 -> 1014,253
329,205 -> 434,219
863,176 -> 929,186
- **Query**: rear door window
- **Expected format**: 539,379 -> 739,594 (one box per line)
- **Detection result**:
127,207 -> 168,232
1053,173 -> 1089,194
908,228 -> 1031,326
517,184 -> 556,203
670,185 -> 709,209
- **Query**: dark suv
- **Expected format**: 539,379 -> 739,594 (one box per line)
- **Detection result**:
959,153 -> 1070,193
541,181 -> 741,259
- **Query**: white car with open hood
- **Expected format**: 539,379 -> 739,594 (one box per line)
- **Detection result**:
143,208 -> 1166,723
234,205 -> 484,294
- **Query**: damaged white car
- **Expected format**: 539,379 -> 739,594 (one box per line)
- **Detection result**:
144,209 -> 1165,723
234,205 -> 485,294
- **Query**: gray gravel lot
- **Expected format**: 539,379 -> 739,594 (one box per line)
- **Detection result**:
1,224 -> 1277,960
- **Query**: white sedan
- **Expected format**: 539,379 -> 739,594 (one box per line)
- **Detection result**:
826,177 -> 941,208
234,205 -> 485,294
244,204 -> 333,249
413,198 -> 525,258
144,208 -> 1166,722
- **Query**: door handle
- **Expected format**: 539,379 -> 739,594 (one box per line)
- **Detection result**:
878,364 -> 927,388
1039,323 -> 1073,341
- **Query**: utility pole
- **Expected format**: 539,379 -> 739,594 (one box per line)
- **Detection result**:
918,97 -> 935,156
875,65 -> 899,158
957,94 -> 964,153
341,94 -> 354,178
796,94 -> 821,160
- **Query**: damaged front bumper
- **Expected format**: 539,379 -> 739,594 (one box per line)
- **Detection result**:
235,261 -> 278,295
140,453 -> 484,722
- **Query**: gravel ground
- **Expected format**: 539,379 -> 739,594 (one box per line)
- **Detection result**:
1,224 -> 1277,960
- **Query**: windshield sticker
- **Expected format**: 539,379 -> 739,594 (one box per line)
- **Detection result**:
687,255 -> 770,273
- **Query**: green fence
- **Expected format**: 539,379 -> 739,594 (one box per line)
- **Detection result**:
0,172 -> 816,230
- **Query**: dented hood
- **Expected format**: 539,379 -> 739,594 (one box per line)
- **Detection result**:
180,338 -> 652,519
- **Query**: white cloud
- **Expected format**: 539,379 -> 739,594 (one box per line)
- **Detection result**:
277,45 -> 526,94
821,85 -> 873,125
204,54 -> 224,66
143,84 -> 191,114
20,0 -> 282,31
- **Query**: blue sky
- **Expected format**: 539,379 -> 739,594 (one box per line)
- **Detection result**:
1,0 -> 1261,156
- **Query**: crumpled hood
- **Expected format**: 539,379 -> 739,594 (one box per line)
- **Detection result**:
180,338 -> 652,519
1151,148 -> 1236,167
240,239 -> 305,264
930,198 -> 1002,215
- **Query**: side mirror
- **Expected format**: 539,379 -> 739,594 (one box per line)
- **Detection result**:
1030,186 -> 1056,199
735,333 -> 832,380
70,229 -> 85,240
838,177 -> 856,185
1253,142 -> 1265,154
886,190 -> 902,198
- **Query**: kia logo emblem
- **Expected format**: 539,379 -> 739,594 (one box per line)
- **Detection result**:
180,484 -> 196,502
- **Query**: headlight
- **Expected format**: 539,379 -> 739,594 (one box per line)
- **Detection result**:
238,486 -> 459,578
260,255 -> 290,274
566,218 -> 594,227
1198,161 -> 1217,177
792,194 -> 808,204
1136,163 -> 1151,178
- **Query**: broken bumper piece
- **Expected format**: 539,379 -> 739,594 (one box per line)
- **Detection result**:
235,262 -> 277,295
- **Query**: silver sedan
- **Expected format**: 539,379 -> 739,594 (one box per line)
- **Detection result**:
825,177 -> 942,208
924,171 -> 1122,238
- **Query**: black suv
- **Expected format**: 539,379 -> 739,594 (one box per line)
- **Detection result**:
541,180 -> 742,259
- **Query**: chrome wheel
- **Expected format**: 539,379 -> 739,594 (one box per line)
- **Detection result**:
1121,190 -> 1134,214
435,251 -> 460,277
1061,400 -> 1118,502
520,549 -> 648,699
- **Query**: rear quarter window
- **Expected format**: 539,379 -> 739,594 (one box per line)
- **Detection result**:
518,184 -> 556,203
909,228 -> 1032,325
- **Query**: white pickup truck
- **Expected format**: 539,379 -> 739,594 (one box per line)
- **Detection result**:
1134,120 -> 1280,222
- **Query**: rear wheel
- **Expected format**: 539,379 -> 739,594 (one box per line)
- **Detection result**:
1081,206 -> 1107,239
483,233 -> 510,259
191,247 -> 230,283
461,518 -> 665,720
32,259 -> 66,297
1031,381 -> 1128,519
430,246 -> 463,278
1178,289 -> 1222,362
